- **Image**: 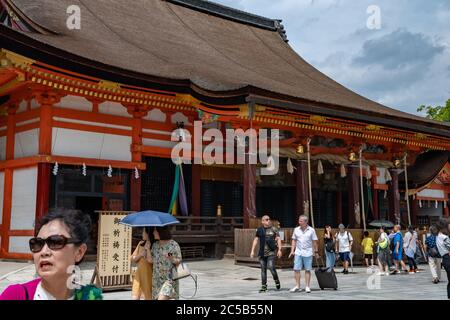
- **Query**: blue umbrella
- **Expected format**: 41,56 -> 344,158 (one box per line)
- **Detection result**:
119,210 -> 180,227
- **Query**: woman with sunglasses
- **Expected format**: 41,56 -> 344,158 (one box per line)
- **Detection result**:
0,208 -> 102,300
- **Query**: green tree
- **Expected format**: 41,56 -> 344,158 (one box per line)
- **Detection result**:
417,99 -> 450,122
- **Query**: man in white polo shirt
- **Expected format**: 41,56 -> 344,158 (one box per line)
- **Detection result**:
288,215 -> 319,293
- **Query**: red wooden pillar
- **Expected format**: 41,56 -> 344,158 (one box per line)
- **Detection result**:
127,106 -> 147,212
191,164 -> 201,216
35,92 -> 59,224
35,164 -> 51,223
243,156 -> 256,228
388,169 -> 400,224
1,104 -> 17,257
348,166 -> 360,228
296,160 -> 309,222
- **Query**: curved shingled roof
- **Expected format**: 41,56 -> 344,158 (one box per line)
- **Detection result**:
2,0 -> 450,136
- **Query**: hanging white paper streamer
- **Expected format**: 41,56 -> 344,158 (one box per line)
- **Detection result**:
287,158 -> 294,174
52,162 -> 59,176
385,169 -> 392,182
317,160 -> 324,175
134,167 -> 140,179
107,165 -> 113,178
82,163 -> 87,176
340,164 -> 346,178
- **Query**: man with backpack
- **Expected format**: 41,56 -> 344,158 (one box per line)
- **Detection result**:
335,224 -> 353,274
425,224 -> 442,284
250,215 -> 282,293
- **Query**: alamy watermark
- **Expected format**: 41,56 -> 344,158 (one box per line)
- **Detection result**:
367,5 -> 381,30
170,121 -> 280,175
66,5 -> 81,30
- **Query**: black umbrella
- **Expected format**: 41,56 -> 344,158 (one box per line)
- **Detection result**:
368,220 -> 394,228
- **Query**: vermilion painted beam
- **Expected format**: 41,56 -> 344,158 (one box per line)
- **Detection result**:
53,107 -> 134,127
0,155 -> 146,170
16,121 -> 40,133
53,120 -> 131,137
14,108 -> 40,123
8,230 -> 35,236
1,252 -> 33,260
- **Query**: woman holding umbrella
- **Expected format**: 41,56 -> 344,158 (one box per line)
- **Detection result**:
131,227 -> 153,300
120,210 -> 182,300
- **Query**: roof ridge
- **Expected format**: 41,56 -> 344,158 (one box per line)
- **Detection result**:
166,0 -> 288,41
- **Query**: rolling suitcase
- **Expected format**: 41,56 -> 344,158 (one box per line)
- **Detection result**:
314,257 -> 338,290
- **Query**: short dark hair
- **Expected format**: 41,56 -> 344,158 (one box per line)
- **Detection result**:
363,231 -> 369,237
37,208 -> 91,244
408,225 -> 414,232
155,226 -> 172,240
379,226 -> 385,231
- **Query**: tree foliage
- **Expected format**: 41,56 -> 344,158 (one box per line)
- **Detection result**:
417,99 -> 450,122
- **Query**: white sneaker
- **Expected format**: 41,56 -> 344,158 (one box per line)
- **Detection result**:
305,287 -> 311,293
376,272 -> 384,276
384,272 -> 390,276
290,286 -> 300,292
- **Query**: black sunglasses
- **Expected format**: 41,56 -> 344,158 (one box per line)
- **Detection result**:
29,235 -> 81,253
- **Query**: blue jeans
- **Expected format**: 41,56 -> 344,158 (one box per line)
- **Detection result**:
325,250 -> 335,268
259,256 -> 279,286
294,255 -> 313,271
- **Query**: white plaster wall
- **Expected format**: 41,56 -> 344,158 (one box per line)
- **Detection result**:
52,128 -> 131,161
99,101 -> 131,118
171,112 -> 190,125
56,95 -> 92,112
14,129 -> 39,158
9,236 -> 33,254
145,108 -> 166,122
30,98 -> 39,109
16,100 -> 28,113
0,136 -> 6,160
377,167 -> 387,184
0,171 -> 4,224
418,189 -> 445,198
143,138 -> 178,149
10,166 -> 37,230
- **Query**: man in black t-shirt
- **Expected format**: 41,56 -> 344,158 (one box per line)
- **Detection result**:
250,215 -> 282,293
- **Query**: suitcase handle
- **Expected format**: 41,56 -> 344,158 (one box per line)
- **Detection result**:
314,255 -> 325,268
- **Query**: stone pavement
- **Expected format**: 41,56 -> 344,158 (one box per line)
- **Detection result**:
0,258 -> 447,300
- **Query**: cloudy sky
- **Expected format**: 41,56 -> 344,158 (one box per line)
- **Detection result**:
214,0 -> 450,116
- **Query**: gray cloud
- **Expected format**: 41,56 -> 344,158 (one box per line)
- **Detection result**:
353,29 -> 445,69
213,0 -> 450,114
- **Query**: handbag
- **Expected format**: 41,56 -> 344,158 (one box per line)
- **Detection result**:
325,239 -> 335,252
428,246 -> 441,258
172,262 -> 191,281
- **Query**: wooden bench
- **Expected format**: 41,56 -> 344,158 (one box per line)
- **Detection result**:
181,246 -> 205,260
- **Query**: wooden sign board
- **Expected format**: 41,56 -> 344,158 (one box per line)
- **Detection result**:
91,211 -> 133,291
